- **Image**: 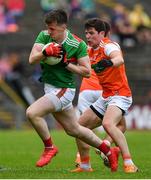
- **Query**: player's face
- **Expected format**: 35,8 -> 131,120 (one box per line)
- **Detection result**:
46,22 -> 66,41
85,27 -> 104,48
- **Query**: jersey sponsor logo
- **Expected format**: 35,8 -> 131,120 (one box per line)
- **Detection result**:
89,56 -> 97,63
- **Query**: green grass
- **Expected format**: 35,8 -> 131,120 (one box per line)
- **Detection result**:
0,130 -> 151,179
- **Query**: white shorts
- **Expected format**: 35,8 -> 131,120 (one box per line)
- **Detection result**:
90,95 -> 132,118
44,83 -> 76,111
77,90 -> 102,114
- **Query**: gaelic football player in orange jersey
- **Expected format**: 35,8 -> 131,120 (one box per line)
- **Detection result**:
71,18 -> 138,173
74,21 -> 127,170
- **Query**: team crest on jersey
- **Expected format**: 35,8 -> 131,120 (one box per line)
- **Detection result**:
90,56 -> 98,63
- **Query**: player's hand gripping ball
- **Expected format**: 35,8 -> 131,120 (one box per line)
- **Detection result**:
42,42 -> 63,65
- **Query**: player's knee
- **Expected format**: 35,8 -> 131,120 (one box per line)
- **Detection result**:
65,127 -> 79,137
65,129 -> 75,137
102,121 -> 112,132
122,121 -> 127,133
26,107 -> 35,121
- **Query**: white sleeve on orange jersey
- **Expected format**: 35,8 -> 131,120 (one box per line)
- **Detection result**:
104,43 -> 121,56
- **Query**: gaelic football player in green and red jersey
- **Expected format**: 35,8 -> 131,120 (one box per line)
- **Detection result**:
26,9 -> 118,170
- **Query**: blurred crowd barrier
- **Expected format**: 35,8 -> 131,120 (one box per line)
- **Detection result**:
126,105 -> 151,129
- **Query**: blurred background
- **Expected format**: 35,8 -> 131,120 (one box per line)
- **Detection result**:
0,0 -> 151,130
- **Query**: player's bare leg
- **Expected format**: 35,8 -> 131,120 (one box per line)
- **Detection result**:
102,105 -> 138,173
68,108 -> 119,172
26,95 -> 59,167
95,116 -> 126,167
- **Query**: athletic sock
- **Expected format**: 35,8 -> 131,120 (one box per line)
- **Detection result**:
123,154 -> 134,165
98,140 -> 111,156
80,156 -> 91,169
43,137 -> 53,148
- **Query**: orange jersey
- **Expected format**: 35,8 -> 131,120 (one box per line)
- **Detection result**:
80,69 -> 102,91
89,37 -> 132,98
80,46 -> 102,92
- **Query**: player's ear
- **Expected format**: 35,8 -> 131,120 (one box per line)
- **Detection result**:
62,24 -> 67,30
99,31 -> 105,37
101,31 -> 105,36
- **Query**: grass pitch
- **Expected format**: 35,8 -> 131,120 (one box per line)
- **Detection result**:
0,129 -> 151,179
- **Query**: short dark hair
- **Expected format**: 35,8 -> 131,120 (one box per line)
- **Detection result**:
85,18 -> 111,36
45,9 -> 68,25
103,21 -> 111,37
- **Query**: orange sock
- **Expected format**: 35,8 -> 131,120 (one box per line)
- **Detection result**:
81,156 -> 90,164
123,154 -> 133,165
123,154 -> 131,160
80,156 -> 91,169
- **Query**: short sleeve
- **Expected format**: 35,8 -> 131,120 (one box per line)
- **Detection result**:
35,31 -> 46,44
76,41 -> 88,59
35,31 -> 52,45
104,43 -> 121,56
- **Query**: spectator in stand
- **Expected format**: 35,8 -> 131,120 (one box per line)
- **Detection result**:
0,52 -> 35,107
0,0 -> 19,33
111,3 -> 137,47
69,0 -> 82,20
0,0 -> 7,33
129,3 -> 151,30
5,0 -> 25,25
5,11 -> 19,33
129,3 -> 151,44
0,52 -> 35,129
80,0 -> 98,19
136,25 -> 151,44
40,0 -> 58,14
57,0 -> 69,12
40,0 -> 69,14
